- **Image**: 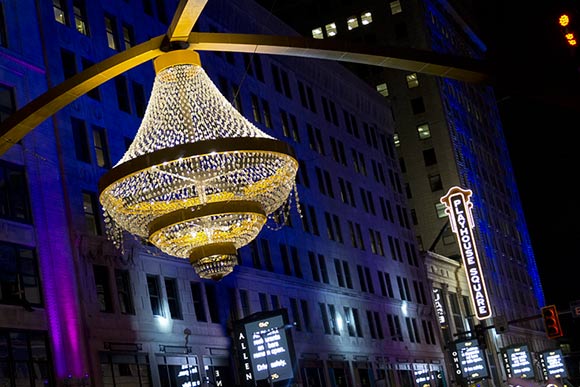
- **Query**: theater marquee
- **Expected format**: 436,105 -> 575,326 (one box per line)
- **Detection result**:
441,186 -> 492,320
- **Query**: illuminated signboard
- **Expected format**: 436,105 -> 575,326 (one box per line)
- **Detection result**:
451,339 -> 489,381
502,345 -> 535,379
539,349 -> 568,380
233,309 -> 295,386
440,186 -> 492,320
414,365 -> 431,387
432,288 -> 448,327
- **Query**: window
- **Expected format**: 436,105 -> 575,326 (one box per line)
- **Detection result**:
190,282 -> 207,321
82,191 -> 102,235
53,0 -> 68,25
82,58 -> 100,100
115,76 -> 131,113
347,16 -> 359,30
0,242 -> 42,307
270,64 -> 292,98
165,278 -> 182,320
0,161 -> 32,223
239,289 -> 250,317
361,11 -> 373,25
280,110 -> 300,142
411,97 -> 425,114
262,99 -> 272,128
155,0 -> 168,23
0,4 -> 7,47
376,83 -> 389,97
390,0 -> 403,14
93,265 -> 113,312
393,132 -> 400,147
132,81 -> 146,118
73,0 -> 88,35
71,118 -> 91,163
423,148 -> 437,166
417,123 -> 431,139
301,299 -> 312,332
105,15 -> 119,50
205,283 -> 219,323
0,85 -> 15,123
122,23 -> 134,49
146,275 -> 163,316
406,73 -> 419,88
115,270 -> 134,315
435,202 -> 447,218
312,27 -> 323,39
429,174 -> 443,192
61,48 -> 77,79
92,126 -> 110,168
325,22 -> 337,37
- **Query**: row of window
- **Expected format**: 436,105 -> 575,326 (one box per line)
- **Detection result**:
311,1 -> 403,40
92,264 -> 220,323
244,239 -> 424,300
53,0 -> 167,44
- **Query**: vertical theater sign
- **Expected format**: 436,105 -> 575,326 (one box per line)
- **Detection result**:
441,186 -> 492,320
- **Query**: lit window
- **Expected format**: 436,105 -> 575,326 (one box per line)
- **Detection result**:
73,0 -> 88,35
376,83 -> 389,97
312,27 -> 324,39
122,24 -> 134,49
393,132 -> 400,147
361,12 -> 372,25
417,123 -> 431,140
325,22 -> 337,37
390,0 -> 403,15
53,0 -> 67,25
105,15 -> 118,50
406,73 -> 419,88
347,16 -> 359,30
435,202 -> 447,218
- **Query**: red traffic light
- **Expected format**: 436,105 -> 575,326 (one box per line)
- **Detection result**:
541,305 -> 563,339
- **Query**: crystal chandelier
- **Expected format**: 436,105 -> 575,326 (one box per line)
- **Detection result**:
98,50 -> 298,280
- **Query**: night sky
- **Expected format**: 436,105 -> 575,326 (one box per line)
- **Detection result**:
475,1 -> 580,310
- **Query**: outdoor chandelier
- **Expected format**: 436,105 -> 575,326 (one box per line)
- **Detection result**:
98,50 -> 298,280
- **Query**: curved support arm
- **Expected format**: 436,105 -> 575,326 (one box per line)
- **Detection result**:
0,32 -> 489,155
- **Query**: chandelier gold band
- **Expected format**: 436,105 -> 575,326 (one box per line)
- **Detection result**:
154,50 -> 201,73
189,242 -> 237,263
98,137 -> 297,194
147,200 -> 266,237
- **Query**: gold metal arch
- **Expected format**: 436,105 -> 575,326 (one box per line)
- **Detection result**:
0,0 -> 489,155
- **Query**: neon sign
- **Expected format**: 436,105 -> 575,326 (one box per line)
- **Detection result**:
441,186 -> 492,320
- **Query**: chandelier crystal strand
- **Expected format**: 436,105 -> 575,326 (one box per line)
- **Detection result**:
99,50 -> 298,280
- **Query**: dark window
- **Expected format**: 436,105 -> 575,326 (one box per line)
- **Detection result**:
115,269 -> 134,315
165,278 -> 182,320
410,97 -> 425,114
0,161 -> 32,223
423,148 -> 437,166
132,81 -> 147,118
0,85 -> 16,123
155,0 -> 168,23
0,4 -> 7,47
93,265 -> 113,312
115,76 -> 131,113
143,0 -> 153,15
429,174 -> 443,191
206,283 -> 219,323
146,275 -> 163,316
61,48 -> 77,79
190,282 -> 207,322
71,117 -> 91,163
82,58 -> 101,100
0,331 -> 52,385
0,243 -> 42,307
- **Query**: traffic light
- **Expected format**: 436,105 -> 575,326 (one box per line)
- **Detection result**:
541,305 -> 563,339
558,12 -> 579,47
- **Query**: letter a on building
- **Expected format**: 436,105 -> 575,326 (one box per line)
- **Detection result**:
440,186 -> 492,320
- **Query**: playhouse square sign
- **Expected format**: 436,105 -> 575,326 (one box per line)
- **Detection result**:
441,186 -> 492,320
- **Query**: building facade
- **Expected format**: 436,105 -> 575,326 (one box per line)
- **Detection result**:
0,0 -> 455,386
